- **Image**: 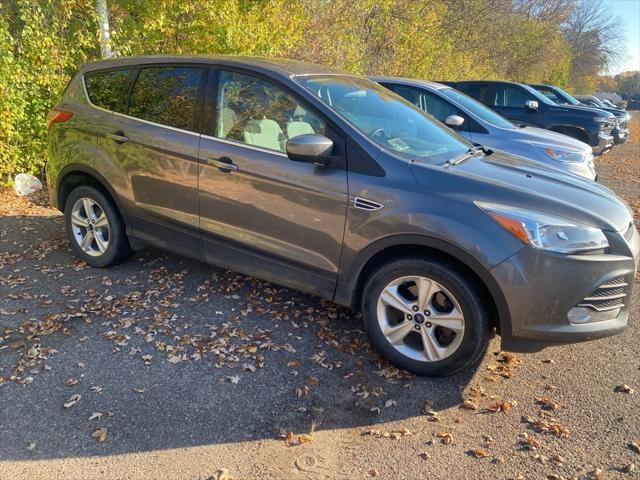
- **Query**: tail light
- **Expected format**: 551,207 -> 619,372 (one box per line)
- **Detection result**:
46,109 -> 73,130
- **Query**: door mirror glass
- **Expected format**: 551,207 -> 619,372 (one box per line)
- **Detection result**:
286,134 -> 334,165
445,114 -> 465,128
525,100 -> 539,111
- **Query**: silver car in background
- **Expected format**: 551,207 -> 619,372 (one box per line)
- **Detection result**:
371,77 -> 597,181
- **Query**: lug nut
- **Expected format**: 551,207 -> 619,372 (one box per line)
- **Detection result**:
426,322 -> 432,328
407,314 -> 412,320
414,325 -> 421,330
424,310 -> 431,316
412,305 -> 419,312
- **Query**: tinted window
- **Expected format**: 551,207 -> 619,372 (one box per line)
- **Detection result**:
491,86 -> 528,107
85,69 -> 132,113
216,70 -> 325,153
440,88 -> 514,129
458,83 -> 489,104
419,90 -> 460,122
128,67 -> 202,131
296,75 -> 470,166
387,85 -> 421,108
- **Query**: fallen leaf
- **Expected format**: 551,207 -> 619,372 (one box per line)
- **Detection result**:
88,412 -> 103,421
226,375 -> 240,385
64,377 -> 80,386
132,387 -> 145,393
536,397 -> 562,411
629,441 -> 640,454
460,400 -> 479,410
615,384 -> 635,394
369,469 -> 379,477
214,469 -> 233,480
470,448 -> 488,458
437,431 -> 453,445
91,427 -> 107,443
26,442 -> 36,451
63,394 -> 81,408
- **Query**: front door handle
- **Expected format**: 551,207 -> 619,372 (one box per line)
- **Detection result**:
206,157 -> 238,172
106,131 -> 129,144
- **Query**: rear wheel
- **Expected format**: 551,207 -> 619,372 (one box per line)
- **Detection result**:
64,186 -> 132,267
361,257 -> 491,376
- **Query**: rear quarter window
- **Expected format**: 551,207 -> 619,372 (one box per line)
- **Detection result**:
127,67 -> 202,132
84,69 -> 132,113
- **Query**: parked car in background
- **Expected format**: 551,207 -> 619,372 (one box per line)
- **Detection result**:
371,77 -> 596,180
601,99 -> 618,109
531,87 -> 631,145
443,80 -> 616,155
47,56 -> 638,376
627,93 -> 640,110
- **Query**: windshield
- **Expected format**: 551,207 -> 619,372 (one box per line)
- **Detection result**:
294,75 -> 470,165
550,86 -> 581,106
440,87 -> 514,129
521,84 -> 557,106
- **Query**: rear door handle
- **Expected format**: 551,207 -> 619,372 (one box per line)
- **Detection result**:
206,157 -> 238,172
106,131 -> 129,144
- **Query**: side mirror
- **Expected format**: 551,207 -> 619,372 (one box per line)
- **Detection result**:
445,114 -> 465,128
525,100 -> 539,111
286,134 -> 334,166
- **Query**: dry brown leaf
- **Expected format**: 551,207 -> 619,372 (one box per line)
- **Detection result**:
437,431 -> 453,445
64,377 -> 80,386
615,384 -> 635,394
629,441 -> 640,454
470,448 -> 488,458
132,387 -> 144,393
536,397 -> 562,410
63,394 -> 81,408
91,427 -> 107,443
460,400 -> 479,411
26,442 -> 36,451
88,412 -> 103,421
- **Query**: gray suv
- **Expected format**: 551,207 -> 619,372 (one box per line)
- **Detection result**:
371,77 -> 596,181
47,56 -> 639,376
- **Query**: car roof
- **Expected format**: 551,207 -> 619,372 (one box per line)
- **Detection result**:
368,76 -> 450,90
80,54 -> 349,79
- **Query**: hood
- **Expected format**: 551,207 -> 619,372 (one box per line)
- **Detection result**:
505,126 -> 592,153
410,151 -> 632,232
552,104 -> 615,119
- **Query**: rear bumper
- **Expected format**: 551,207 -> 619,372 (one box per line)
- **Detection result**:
493,226 -> 639,352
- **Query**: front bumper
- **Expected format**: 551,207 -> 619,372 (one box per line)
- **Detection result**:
593,131 -> 614,156
613,127 -> 629,144
492,224 -> 639,352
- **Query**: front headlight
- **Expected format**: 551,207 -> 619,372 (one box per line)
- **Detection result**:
593,116 -> 609,123
532,144 -> 586,163
476,203 -> 609,254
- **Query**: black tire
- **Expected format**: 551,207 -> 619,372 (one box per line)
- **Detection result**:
64,185 -> 132,267
361,257 -> 491,376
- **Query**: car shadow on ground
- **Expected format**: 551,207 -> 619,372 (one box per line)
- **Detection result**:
0,213 -> 487,461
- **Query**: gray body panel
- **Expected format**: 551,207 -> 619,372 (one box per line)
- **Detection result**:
47,55 -> 638,353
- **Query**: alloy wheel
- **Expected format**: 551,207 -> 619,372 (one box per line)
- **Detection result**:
70,197 -> 110,257
376,275 -> 465,362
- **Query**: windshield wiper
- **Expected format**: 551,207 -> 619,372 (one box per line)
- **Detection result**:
446,146 -> 488,166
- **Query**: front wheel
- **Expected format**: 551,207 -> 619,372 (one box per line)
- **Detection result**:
361,257 -> 491,376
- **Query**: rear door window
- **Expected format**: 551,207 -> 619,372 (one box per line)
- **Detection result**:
214,70 -> 325,153
128,67 -> 202,131
491,86 -> 528,107
84,69 -> 132,113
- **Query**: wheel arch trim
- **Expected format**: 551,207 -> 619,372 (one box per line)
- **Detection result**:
55,163 -> 132,232
336,234 -> 513,337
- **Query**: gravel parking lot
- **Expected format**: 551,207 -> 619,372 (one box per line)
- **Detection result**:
1,113 -> 639,480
